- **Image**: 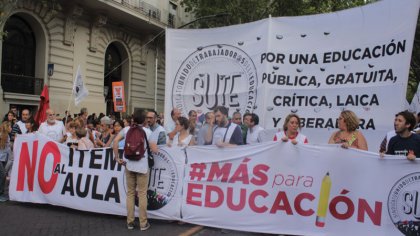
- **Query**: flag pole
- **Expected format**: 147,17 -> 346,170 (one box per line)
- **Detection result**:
64,65 -> 79,125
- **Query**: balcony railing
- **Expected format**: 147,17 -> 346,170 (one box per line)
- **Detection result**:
108,0 -> 178,27
1,73 -> 43,95
115,0 -> 161,20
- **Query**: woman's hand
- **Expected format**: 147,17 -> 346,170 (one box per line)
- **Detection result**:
341,142 -> 349,149
379,152 -> 385,158
407,150 -> 416,161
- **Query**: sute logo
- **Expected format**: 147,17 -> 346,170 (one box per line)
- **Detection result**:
17,141 -> 61,194
402,190 -> 420,218
192,73 -> 241,110
172,44 -> 257,117
388,172 -> 420,235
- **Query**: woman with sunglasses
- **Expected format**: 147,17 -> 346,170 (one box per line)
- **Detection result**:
328,110 -> 368,150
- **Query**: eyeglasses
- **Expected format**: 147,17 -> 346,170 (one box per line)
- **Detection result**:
48,114 -> 55,116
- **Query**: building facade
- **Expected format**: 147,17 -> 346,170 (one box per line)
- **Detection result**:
0,0 -> 191,118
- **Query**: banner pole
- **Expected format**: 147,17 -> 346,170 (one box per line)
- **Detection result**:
64,65 -> 78,125
154,48 -> 158,111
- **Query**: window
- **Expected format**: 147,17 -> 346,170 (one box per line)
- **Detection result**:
1,15 -> 39,94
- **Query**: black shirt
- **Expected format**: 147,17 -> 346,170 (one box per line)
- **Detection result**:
386,133 -> 420,157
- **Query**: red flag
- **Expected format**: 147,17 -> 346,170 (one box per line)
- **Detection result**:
34,85 -> 50,126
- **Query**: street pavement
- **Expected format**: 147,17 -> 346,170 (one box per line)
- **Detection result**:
0,200 -> 269,236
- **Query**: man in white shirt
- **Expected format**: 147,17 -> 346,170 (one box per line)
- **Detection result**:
11,108 -> 31,138
244,113 -> 264,144
38,109 -> 66,143
113,109 -> 157,231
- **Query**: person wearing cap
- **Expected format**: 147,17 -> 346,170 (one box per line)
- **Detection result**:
96,116 -> 114,147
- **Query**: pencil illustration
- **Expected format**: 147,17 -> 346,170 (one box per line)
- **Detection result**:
316,172 -> 332,227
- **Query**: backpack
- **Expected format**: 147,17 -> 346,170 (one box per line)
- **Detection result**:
124,124 -> 147,161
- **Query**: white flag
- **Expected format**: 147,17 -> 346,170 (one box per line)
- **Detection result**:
404,99 -> 411,110
73,65 -> 89,106
409,83 -> 420,114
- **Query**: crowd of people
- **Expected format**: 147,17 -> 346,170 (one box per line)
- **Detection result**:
1,104 -> 420,231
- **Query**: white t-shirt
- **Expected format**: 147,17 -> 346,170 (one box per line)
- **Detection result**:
150,124 -> 166,144
121,126 -> 151,174
246,125 -> 264,144
38,121 -> 66,142
273,131 -> 308,144
212,123 -> 239,145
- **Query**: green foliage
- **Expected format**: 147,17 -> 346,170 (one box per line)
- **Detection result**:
407,16 -> 420,102
180,0 -> 420,101
180,0 -> 375,27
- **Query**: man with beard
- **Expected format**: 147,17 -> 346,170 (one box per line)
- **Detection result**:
210,106 -> 243,147
146,110 -> 166,145
243,113 -> 264,144
38,108 -> 66,143
386,110 -> 420,160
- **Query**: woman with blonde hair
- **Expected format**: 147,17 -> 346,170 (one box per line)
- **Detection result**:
0,121 -> 12,201
65,121 -> 79,148
328,110 -> 368,150
273,113 -> 308,145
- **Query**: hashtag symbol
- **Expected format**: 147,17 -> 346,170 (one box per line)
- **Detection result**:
189,163 -> 206,181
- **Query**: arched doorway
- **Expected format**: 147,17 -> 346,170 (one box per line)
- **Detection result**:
2,15 -> 37,94
104,43 -> 122,118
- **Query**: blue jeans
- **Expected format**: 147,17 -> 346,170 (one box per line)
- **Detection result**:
0,161 -> 6,196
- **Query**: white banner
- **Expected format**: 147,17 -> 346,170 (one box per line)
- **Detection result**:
165,0 -> 420,151
9,134 -> 420,235
184,142 -> 420,236
10,134 -> 185,219
147,146 -> 185,220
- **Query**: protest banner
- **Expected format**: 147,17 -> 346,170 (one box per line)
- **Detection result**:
184,143 -> 419,235
10,134 -> 420,235
165,0 -> 420,150
10,134 -> 185,219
